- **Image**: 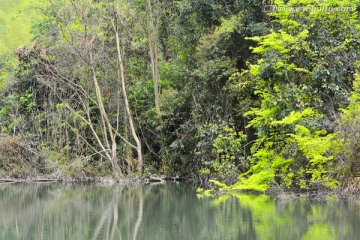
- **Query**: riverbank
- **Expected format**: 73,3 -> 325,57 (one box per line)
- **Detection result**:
1,175 -> 359,200
265,180 -> 360,200
1,134 -> 359,197
197,177 -> 360,200
0,175 -> 183,185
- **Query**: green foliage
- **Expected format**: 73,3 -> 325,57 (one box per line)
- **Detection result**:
290,126 -> 338,184
291,126 -> 340,188
0,0 -> 358,188
338,71 -> 360,177
218,0 -> 360,191
196,123 -> 247,184
226,107 -> 340,192
212,126 -> 246,162
0,0 -> 42,55
272,108 -> 317,126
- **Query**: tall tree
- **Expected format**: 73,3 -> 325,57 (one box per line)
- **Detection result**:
111,2 -> 143,174
145,0 -> 161,120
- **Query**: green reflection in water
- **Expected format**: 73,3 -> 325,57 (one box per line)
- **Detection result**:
0,183 -> 358,240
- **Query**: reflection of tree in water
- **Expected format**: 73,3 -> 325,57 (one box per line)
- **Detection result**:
90,186 -> 144,240
0,184 -> 146,240
0,184 -> 359,239
214,193 -> 360,240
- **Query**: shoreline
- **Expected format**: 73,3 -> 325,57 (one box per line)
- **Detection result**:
265,184 -> 360,200
1,176 -> 359,199
0,175 -> 184,185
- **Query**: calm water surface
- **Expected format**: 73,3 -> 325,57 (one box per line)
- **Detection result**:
0,183 -> 359,240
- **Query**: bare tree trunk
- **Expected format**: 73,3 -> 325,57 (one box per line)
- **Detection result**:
145,0 -> 162,120
124,109 -> 134,174
90,53 -> 122,178
111,18 -> 143,174
145,0 -> 170,170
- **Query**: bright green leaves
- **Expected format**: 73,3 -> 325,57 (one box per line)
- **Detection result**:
0,0 -> 43,55
232,108 -> 339,192
233,168 -> 276,192
272,108 -> 317,126
290,125 -> 340,187
224,0 -> 360,192
19,91 -> 36,112
250,30 -> 308,55
248,28 -> 311,86
291,125 -> 333,167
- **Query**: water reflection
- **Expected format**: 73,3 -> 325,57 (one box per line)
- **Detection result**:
0,183 -> 359,240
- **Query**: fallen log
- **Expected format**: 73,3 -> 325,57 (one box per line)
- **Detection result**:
0,179 -> 60,184
145,175 -> 182,183
0,179 -> 23,183
31,179 -> 60,183
148,176 -> 166,183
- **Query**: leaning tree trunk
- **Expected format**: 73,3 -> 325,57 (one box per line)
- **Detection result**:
111,18 -> 143,175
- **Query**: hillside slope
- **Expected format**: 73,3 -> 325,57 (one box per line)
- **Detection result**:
0,0 -> 41,55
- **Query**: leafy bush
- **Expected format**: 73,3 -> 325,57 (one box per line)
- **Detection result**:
195,123 -> 246,184
230,108 -> 340,192
338,71 -> 360,178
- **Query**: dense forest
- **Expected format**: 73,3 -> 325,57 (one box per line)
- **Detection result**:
0,0 -> 359,192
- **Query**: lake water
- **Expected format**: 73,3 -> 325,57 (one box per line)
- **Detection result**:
0,183 -> 359,240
